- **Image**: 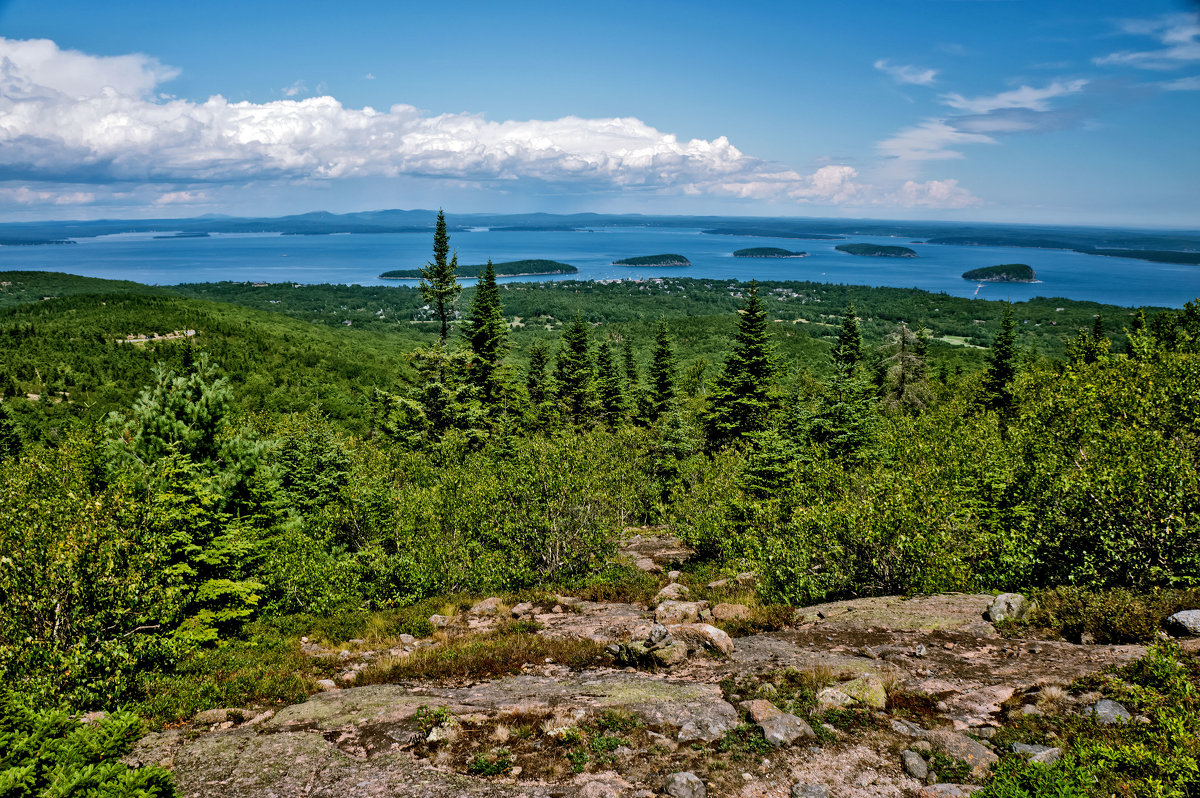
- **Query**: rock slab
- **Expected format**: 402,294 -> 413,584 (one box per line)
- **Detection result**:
663,771 -> 705,798
1165,610 -> 1200,637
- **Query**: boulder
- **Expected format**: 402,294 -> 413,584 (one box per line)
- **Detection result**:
902,750 -> 929,780
651,643 -> 689,668
667,570 -> 683,581
1031,747 -> 1062,765
315,679 -> 337,691
925,729 -> 999,780
735,572 -> 756,585
429,614 -> 453,628
510,602 -> 535,618
471,597 -> 504,616
739,699 -> 781,723
758,713 -> 815,746
655,600 -> 705,625
985,593 -> 1031,623
1165,610 -> 1200,637
666,623 -> 735,656
707,579 -> 729,589
839,675 -> 888,709
1086,699 -> 1131,725
656,583 -> 692,601
711,603 -> 750,622
634,557 -> 662,573
816,687 -> 854,711
663,771 -> 705,798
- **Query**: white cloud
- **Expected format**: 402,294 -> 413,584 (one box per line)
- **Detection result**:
282,80 -> 307,97
940,79 -> 1088,113
1159,75 -> 1200,91
364,73 -> 376,80
0,37 -> 980,210
0,186 -> 95,205
874,59 -> 938,86
155,190 -> 208,205
876,120 -> 996,161
1094,13 -> 1200,70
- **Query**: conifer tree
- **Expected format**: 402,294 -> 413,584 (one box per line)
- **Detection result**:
526,341 -> 550,407
831,302 -> 864,376
983,303 -> 1019,411
463,259 -> 508,403
1125,308 -> 1147,356
881,321 -> 933,415
595,340 -> 626,424
704,283 -> 778,446
623,339 -> 639,392
419,210 -> 462,344
646,319 -> 676,422
554,314 -> 595,423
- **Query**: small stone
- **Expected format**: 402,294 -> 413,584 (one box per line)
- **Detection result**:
471,597 -> 503,615
1165,610 -> 1200,637
925,729 -> 1000,781
552,605 -> 564,613
511,602 -> 535,618
651,643 -> 689,667
667,623 -> 735,656
429,614 -> 452,628
791,785 -> 829,798
578,780 -> 621,798
913,740 -> 932,754
662,771 -> 705,798
735,571 -> 756,585
816,687 -> 854,711
656,600 -> 705,625
316,679 -> 338,691
299,636 -> 308,643
635,557 -> 663,573
667,570 -> 683,581
1080,632 -> 1095,645
1011,742 -> 1053,757
708,579 -> 729,589
903,750 -> 929,780
1086,699 -> 1131,725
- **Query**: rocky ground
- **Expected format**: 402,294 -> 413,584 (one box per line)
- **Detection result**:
127,534 -> 1197,798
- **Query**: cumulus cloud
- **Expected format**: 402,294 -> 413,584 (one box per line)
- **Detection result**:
874,59 -> 938,86
0,185 -> 96,205
0,37 -> 980,210
1095,13 -> 1200,70
940,79 -> 1088,113
155,190 -> 208,205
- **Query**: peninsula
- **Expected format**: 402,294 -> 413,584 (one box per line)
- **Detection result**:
379,259 -> 577,279
733,247 -> 808,258
962,264 -> 1037,283
612,254 -> 691,267
835,243 -> 918,258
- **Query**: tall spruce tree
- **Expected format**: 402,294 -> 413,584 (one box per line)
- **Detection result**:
831,302 -> 864,376
881,321 -> 932,415
419,210 -> 462,344
595,340 -> 626,424
463,259 -> 508,403
704,283 -> 778,446
526,341 -> 550,407
983,304 -> 1019,411
646,319 -> 677,422
554,314 -> 595,424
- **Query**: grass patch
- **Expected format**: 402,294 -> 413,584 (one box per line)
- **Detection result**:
715,723 -> 772,758
1002,587 -> 1200,644
269,595 -> 459,645
714,604 -> 795,638
467,747 -> 513,776
564,563 -> 663,604
359,632 -> 606,683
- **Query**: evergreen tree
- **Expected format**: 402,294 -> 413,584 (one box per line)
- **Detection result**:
881,321 -> 933,415
1066,315 -> 1112,365
0,403 -> 21,459
982,304 -> 1019,411
463,259 -> 508,403
554,314 -> 595,424
419,210 -> 462,344
595,340 -> 625,424
526,341 -> 550,406
646,319 -> 677,422
831,302 -> 864,376
1125,308 -> 1147,356
623,338 -> 639,392
704,283 -> 778,446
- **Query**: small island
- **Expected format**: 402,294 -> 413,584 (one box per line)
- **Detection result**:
379,259 -> 578,279
733,247 -> 808,258
962,264 -> 1037,282
835,243 -> 918,258
153,232 -> 211,239
612,254 -> 691,267
703,228 -> 843,239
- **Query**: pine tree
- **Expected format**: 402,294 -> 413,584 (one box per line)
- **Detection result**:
881,321 -> 932,415
554,314 -> 595,424
704,283 -> 778,446
983,304 -> 1019,411
419,210 -> 462,344
831,302 -> 864,376
646,319 -> 676,422
526,341 -> 550,407
595,340 -> 626,424
1125,308 -> 1147,356
463,259 -> 508,403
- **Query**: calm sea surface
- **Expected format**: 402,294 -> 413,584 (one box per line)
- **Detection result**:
1,227 -> 1197,308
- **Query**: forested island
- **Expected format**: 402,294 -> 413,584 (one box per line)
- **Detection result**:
380,258 -> 578,279
962,264 -> 1037,282
835,243 -> 918,258
733,247 -> 809,258
3,214 -> 1200,798
704,228 -> 844,239
612,253 -> 691,266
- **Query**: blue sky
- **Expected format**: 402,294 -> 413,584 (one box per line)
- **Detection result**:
1,0 -> 1197,227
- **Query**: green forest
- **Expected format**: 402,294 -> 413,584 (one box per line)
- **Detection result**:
2,213 -> 1199,794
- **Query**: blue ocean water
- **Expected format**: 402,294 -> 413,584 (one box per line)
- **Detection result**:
1,227 -> 1197,308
